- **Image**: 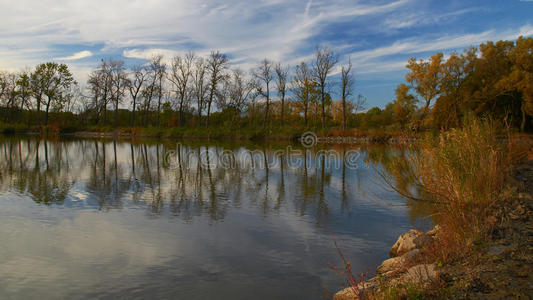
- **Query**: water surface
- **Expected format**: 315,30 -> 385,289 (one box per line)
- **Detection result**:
0,136 -> 430,299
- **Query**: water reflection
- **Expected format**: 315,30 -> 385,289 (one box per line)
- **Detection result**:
0,136 -> 432,299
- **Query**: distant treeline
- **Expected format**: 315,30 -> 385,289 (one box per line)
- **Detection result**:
0,37 -> 532,134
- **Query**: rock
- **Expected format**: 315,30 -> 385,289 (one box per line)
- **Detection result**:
400,264 -> 438,284
390,230 -> 432,257
334,277 -> 380,300
378,249 -> 421,274
334,287 -> 357,300
426,225 -> 441,237
378,256 -> 405,274
488,245 -> 508,256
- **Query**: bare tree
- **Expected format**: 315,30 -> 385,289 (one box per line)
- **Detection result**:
292,61 -> 315,127
147,55 -> 166,126
128,65 -> 147,127
224,68 -> 257,125
313,46 -> 338,129
192,56 -> 209,124
274,63 -> 289,126
87,60 -> 112,125
0,72 -> 17,121
206,51 -> 229,127
169,52 -> 195,126
253,58 -> 274,128
340,59 -> 354,130
108,59 -> 127,127
354,94 -> 367,115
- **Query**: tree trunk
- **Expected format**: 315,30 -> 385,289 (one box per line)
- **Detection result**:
320,86 -> 326,130
280,94 -> 285,127
114,101 -> 118,128
206,88 -> 214,127
36,95 -> 41,127
131,97 -> 136,127
44,96 -> 51,126
342,97 -> 347,131
521,103 -> 526,133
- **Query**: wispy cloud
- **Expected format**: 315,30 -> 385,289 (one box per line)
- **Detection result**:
1,0 -> 532,106
57,50 -> 93,61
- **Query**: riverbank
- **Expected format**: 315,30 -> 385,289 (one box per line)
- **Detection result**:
0,123 -> 413,143
334,160 -> 533,299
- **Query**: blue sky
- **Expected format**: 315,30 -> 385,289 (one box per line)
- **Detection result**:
1,0 -> 532,108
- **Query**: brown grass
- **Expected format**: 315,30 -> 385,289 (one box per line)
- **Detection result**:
395,117 -> 529,263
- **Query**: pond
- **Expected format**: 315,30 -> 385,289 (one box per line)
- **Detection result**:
0,136 -> 431,299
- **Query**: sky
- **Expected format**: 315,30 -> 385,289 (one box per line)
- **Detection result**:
1,0 -> 532,108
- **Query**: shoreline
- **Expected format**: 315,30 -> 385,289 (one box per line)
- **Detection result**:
334,161 -> 533,299
0,129 -> 407,144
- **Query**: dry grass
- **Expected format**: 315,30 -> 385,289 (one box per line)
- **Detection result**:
396,117 -> 529,262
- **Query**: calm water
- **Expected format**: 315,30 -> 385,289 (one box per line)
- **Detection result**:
0,136 -> 430,299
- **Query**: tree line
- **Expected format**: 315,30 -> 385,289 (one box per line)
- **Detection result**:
0,37 -> 532,134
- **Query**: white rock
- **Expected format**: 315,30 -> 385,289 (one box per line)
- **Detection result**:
426,225 -> 441,237
401,264 -> 438,284
378,249 -> 421,274
334,277 -> 380,299
390,230 -> 432,257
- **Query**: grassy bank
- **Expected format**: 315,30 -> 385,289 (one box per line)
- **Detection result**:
0,122 -> 417,142
336,118 -> 533,299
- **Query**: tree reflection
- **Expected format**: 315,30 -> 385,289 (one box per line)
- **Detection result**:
0,136 -> 432,227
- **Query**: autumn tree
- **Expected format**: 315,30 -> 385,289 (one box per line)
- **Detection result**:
392,84 -> 417,129
428,48 -> 476,129
507,36 -> 533,131
406,53 -> 443,127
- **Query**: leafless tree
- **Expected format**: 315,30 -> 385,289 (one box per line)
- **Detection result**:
292,61 -> 315,127
108,59 -> 127,127
206,51 -> 229,127
192,57 -> 209,124
169,51 -> 195,126
87,60 -> 112,124
340,59 -> 354,130
274,63 -> 288,126
354,94 -> 367,114
0,72 -> 17,119
253,58 -> 274,128
127,65 -> 147,127
223,68 -> 257,124
313,46 -> 338,129
147,55 -> 166,126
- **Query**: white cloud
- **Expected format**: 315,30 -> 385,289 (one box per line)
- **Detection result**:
0,0 -> 412,73
0,0 -> 532,93
343,24 -> 533,74
57,50 -> 93,61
